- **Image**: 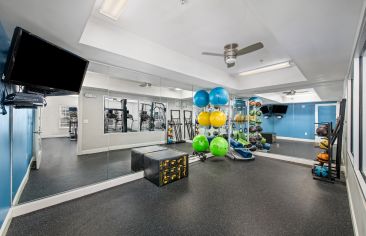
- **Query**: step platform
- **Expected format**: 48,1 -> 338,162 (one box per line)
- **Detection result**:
131,146 -> 167,171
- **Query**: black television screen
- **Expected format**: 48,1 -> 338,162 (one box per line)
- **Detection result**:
260,105 -> 270,114
4,27 -> 88,94
272,105 -> 288,114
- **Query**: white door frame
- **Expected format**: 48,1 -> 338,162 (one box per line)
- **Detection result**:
314,103 -> 339,143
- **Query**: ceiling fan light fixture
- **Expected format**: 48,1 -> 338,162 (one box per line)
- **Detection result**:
139,82 -> 152,88
239,61 -> 292,77
225,56 -> 236,65
99,0 -> 128,20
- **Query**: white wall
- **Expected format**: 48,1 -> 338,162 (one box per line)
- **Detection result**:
41,96 -> 78,138
78,87 -> 167,155
345,78 -> 366,236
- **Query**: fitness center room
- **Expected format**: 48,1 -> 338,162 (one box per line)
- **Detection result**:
0,0 -> 365,236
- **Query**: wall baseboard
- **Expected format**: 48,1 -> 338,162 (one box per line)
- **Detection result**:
346,172 -> 359,236
12,171 -> 144,218
12,156 -> 34,205
78,141 -> 165,155
0,208 -> 13,236
276,136 -> 315,143
41,134 -> 69,139
255,152 -> 316,166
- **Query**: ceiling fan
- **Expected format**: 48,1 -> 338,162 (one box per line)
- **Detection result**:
282,90 -> 310,96
201,42 -> 264,68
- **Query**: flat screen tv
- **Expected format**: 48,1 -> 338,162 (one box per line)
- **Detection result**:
260,105 -> 270,114
3,27 -> 89,95
272,105 -> 288,114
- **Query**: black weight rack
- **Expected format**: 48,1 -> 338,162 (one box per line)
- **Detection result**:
183,110 -> 194,140
312,99 -> 346,183
167,110 -> 186,144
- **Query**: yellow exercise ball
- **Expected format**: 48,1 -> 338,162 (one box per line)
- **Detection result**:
198,111 -> 211,126
210,111 -> 227,127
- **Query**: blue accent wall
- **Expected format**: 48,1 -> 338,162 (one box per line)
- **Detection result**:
0,22 -> 34,227
262,102 -> 336,140
0,106 -> 11,226
0,22 -> 10,75
0,22 -> 11,227
318,105 -> 337,129
12,109 -> 34,198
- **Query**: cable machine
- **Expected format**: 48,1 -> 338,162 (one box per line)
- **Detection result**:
68,107 -> 78,141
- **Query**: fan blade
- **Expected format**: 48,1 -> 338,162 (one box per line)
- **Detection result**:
227,63 -> 235,68
202,52 -> 224,57
237,42 -> 264,56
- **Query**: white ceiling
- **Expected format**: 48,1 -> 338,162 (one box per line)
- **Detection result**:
257,88 -> 321,104
0,0 -> 364,102
94,0 -> 290,74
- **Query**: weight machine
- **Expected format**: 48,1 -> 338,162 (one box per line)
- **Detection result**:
104,99 -> 128,133
69,107 -> 78,141
140,102 -> 167,131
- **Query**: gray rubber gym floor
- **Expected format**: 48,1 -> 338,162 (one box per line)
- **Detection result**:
8,156 -> 353,236
268,139 -> 319,160
19,138 -> 194,203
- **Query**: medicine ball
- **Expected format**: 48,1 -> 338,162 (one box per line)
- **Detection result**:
263,143 -> 271,150
319,139 -> 329,150
193,90 -> 209,108
249,110 -> 256,116
261,138 -> 266,144
316,126 -> 328,137
249,146 -> 257,152
249,136 -> 257,144
209,87 -> 229,106
249,126 -> 257,133
256,110 -> 262,116
256,126 -> 263,132
256,101 -> 262,107
249,101 -> 256,106
317,152 -> 329,163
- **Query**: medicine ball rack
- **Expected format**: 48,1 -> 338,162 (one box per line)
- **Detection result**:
312,98 -> 346,183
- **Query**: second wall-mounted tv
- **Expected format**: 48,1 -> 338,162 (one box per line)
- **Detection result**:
3,27 -> 89,95
272,105 -> 288,114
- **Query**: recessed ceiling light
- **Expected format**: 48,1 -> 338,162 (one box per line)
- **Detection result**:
174,88 -> 182,91
99,0 -> 128,20
139,82 -> 151,88
239,61 -> 292,77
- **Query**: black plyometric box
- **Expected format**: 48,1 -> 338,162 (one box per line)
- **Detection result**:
144,149 -> 188,187
131,146 -> 168,171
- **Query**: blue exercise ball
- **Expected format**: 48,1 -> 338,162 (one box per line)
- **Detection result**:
193,90 -> 209,107
209,87 -> 229,106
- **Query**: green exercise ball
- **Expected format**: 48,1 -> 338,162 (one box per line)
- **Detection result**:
210,137 -> 229,157
192,135 -> 209,152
